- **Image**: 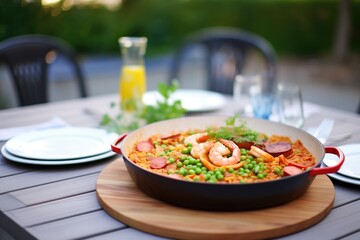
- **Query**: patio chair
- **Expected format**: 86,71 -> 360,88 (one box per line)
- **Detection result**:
168,27 -> 277,95
0,34 -> 87,106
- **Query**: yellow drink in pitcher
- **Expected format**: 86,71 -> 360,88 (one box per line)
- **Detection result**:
120,65 -> 146,111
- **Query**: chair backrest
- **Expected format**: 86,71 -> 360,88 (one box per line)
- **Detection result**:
168,27 -> 277,95
0,35 -> 87,106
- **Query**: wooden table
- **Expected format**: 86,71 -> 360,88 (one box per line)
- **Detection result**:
1,94 -> 359,240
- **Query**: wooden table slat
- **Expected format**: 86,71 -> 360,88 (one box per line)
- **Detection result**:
87,228 -> 169,240
0,194 -> 26,211
10,173 -> 99,206
279,200 -> 360,240
28,210 -> 126,240
7,192 -> 101,227
0,158 -> 114,194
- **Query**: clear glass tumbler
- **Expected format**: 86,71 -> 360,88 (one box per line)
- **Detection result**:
276,82 -> 305,128
233,74 -> 274,119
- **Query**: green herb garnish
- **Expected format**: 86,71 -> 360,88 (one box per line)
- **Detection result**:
207,115 -> 259,143
100,81 -> 185,133
141,81 -> 185,124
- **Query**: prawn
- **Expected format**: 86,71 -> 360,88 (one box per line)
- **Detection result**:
208,139 -> 241,167
184,132 -> 209,158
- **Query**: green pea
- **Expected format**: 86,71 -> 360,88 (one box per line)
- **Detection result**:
190,158 -> 196,165
187,143 -> 193,147
245,169 -> 250,173
227,167 -> 234,173
182,148 -> 190,154
257,157 -> 264,162
168,158 -> 175,163
193,176 -> 200,182
208,171 -> 214,175
195,168 -> 202,175
180,155 -> 187,161
167,170 -> 174,174
248,163 -> 254,169
183,159 -> 190,166
219,167 -> 226,173
188,169 -> 195,175
216,173 -> 224,180
161,144 -> 167,148
257,173 -> 264,179
179,168 -> 187,176
209,175 -> 217,182
177,162 -> 183,168
239,167 -> 244,172
153,141 -> 158,145
201,167 -> 207,171
274,167 -> 282,175
204,174 -> 210,181
248,156 -> 254,161
241,149 -> 247,155
196,162 -> 203,168
241,156 -> 247,161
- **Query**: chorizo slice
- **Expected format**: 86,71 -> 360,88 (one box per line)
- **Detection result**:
161,133 -> 181,140
150,157 -> 168,169
136,141 -> 154,152
283,166 -> 303,176
265,142 -> 293,157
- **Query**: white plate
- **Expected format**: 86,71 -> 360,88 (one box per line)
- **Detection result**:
325,171 -> 360,186
5,127 -> 117,160
1,146 -> 116,165
143,89 -> 227,112
323,143 -> 360,180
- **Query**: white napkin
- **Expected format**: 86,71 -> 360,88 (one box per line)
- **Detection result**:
0,117 -> 70,141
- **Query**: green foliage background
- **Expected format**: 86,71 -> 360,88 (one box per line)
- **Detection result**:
1,0 -> 359,57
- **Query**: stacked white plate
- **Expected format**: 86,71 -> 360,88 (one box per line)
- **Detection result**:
323,143 -> 360,185
1,127 -> 118,165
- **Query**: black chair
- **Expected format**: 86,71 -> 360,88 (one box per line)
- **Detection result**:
0,35 -> 87,106
168,27 -> 277,95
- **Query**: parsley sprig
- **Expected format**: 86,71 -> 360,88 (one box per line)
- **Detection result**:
207,115 -> 259,143
100,81 -> 185,133
141,81 -> 185,124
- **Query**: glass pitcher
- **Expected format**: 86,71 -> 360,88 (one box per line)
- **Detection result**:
118,37 -> 147,112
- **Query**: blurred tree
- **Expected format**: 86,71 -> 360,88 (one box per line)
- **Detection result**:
333,0 -> 351,61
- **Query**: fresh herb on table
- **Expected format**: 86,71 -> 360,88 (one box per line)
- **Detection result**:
100,81 -> 186,134
141,81 -> 185,124
207,115 -> 259,143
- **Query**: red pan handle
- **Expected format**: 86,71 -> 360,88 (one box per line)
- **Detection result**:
309,146 -> 345,176
111,133 -> 128,154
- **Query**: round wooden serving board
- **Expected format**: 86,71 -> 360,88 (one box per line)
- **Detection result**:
96,158 -> 335,240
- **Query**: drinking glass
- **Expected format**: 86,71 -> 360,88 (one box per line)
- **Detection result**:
276,82 -> 305,128
233,74 -> 274,119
